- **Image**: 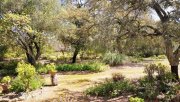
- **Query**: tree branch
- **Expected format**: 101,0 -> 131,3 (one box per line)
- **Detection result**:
140,25 -> 162,36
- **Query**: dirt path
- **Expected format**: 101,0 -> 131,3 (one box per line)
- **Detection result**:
24,62 -> 146,102
1,59 -> 179,102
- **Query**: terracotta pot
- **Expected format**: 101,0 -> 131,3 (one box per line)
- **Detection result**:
49,70 -> 57,76
49,71 -> 58,86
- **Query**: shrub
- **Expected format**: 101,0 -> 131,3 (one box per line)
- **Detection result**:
10,78 -> 25,92
11,75 -> 44,92
37,63 -> 56,74
112,72 -> 125,82
11,62 -> 43,92
102,52 -> 126,66
0,61 -> 18,76
56,62 -> 107,72
129,97 -> 144,102
1,76 -> 11,84
135,63 -> 179,101
86,80 -> 135,98
144,63 -> 168,80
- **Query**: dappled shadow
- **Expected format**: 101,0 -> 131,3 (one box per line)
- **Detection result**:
43,89 -> 129,102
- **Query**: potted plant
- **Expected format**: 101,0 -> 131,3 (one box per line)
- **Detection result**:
0,76 -> 11,93
46,63 -> 58,86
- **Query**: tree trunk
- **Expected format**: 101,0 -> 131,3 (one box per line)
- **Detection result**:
171,66 -> 179,80
26,52 -> 36,66
34,42 -> 41,60
164,37 -> 179,80
72,48 -> 79,63
116,37 -> 123,53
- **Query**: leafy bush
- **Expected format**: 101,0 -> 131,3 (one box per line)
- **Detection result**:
135,63 -> 179,101
37,63 -> 56,74
144,63 -> 168,80
102,52 -> 126,66
11,75 -> 44,92
56,62 -> 107,72
1,76 -> 11,84
86,80 -> 135,98
10,62 -> 43,92
10,78 -> 25,92
129,97 -> 144,102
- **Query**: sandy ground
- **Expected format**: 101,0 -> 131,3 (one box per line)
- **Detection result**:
1,59 -> 180,102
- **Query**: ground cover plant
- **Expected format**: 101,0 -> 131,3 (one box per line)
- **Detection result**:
86,63 -> 180,101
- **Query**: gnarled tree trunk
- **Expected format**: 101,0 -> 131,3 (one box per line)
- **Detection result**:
26,52 -> 36,66
164,37 -> 179,80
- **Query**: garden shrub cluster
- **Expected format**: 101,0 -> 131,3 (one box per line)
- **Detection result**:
85,80 -> 135,98
102,52 -> 126,66
56,62 -> 107,72
37,62 -> 107,74
135,63 -> 179,101
10,62 -> 44,92
86,63 -> 180,101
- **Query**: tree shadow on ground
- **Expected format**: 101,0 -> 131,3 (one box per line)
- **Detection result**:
43,89 -> 129,102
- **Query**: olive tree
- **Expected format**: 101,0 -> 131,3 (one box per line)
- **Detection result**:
90,0 -> 180,80
0,0 -> 60,65
58,1 -> 96,63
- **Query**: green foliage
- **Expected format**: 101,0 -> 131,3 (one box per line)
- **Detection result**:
1,76 -> 11,84
144,63 -> 168,80
0,45 -> 7,60
0,61 -> 18,76
37,63 -> 56,74
16,62 -> 36,80
129,57 -> 143,63
129,97 -> 144,102
124,37 -> 165,58
11,62 -> 43,92
135,63 -> 179,101
10,78 -> 25,92
11,75 -> 44,92
102,52 -> 126,66
86,80 -> 135,98
56,62 -> 107,72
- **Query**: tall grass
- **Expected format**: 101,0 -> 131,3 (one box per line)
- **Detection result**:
102,52 -> 126,66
